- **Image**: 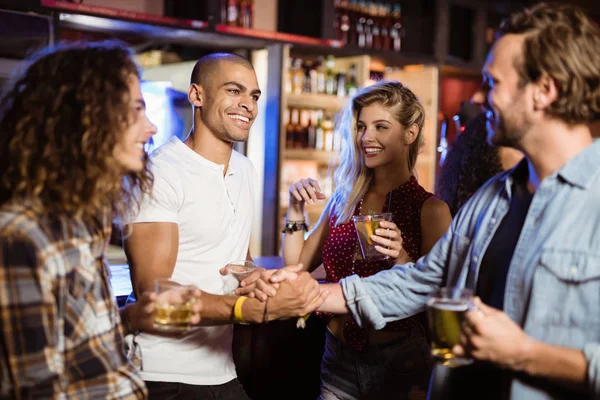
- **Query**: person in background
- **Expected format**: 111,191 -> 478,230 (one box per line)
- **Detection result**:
437,113 -> 523,216
124,52 -> 327,400
276,80 -> 452,399
274,3 -> 600,399
0,41 -> 180,399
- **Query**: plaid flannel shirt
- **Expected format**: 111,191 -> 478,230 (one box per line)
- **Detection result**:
0,204 -> 147,399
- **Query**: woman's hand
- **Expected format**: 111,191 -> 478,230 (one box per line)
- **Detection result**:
289,178 -> 326,213
369,220 -> 412,264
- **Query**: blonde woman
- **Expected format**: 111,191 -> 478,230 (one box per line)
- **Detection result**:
282,81 -> 452,399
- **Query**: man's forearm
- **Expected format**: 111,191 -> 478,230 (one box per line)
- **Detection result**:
316,283 -> 348,314
199,292 -> 265,325
518,339 -> 587,389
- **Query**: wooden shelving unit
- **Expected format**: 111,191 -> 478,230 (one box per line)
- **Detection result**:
286,93 -> 347,112
284,149 -> 340,165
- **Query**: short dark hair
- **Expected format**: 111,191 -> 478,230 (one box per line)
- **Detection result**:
498,2 -> 600,124
190,52 -> 254,88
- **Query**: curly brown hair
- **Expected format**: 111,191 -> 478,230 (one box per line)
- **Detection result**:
436,114 -> 503,217
498,2 -> 600,124
0,41 -> 153,224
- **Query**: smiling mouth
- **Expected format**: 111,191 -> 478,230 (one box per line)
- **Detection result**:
228,114 -> 251,124
364,147 -> 383,155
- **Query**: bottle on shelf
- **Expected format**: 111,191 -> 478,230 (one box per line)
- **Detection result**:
287,108 -> 299,149
346,64 -> 358,97
315,110 -> 325,151
297,109 -> 310,149
324,55 -> 337,96
292,58 -> 305,94
284,57 -> 292,94
307,110 -> 317,149
303,60 -> 313,94
323,114 -> 335,152
226,0 -> 239,26
316,57 -> 326,94
336,73 -> 347,98
390,2 -> 403,52
240,0 -> 253,28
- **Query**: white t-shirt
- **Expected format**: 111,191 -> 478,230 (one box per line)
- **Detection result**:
129,136 -> 258,385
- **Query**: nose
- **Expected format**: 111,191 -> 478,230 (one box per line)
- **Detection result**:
145,116 -> 158,140
239,94 -> 256,114
360,127 -> 375,144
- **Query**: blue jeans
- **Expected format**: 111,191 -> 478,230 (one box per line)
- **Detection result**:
146,378 -> 251,400
319,325 -> 432,400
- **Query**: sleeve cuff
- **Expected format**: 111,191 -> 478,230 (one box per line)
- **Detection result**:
340,275 -> 387,330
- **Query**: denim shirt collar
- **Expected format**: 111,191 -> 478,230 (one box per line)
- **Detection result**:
500,140 -> 600,193
556,139 -> 600,189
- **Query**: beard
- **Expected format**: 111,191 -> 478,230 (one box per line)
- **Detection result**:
487,110 -> 527,148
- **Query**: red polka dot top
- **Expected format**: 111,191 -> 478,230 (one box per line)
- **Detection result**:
321,176 -> 433,350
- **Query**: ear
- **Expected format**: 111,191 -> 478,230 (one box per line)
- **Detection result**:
404,124 -> 419,145
188,83 -> 203,108
534,74 -> 558,111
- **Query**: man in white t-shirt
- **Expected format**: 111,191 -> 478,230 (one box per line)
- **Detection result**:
125,53 -> 327,399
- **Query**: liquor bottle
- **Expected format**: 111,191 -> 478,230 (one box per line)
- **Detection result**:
346,64 -> 358,97
292,58 -> 305,94
303,60 -> 312,93
316,56 -> 326,94
340,10 -> 350,43
348,0 -> 359,45
334,0 -> 342,41
357,17 -> 366,48
381,1 -> 392,51
296,109 -> 309,148
286,108 -> 297,149
390,2 -> 402,52
315,110 -> 325,151
325,55 -> 336,96
284,57 -> 292,94
365,17 -> 374,48
309,62 -> 318,94
336,73 -> 346,98
322,114 -> 335,152
227,0 -> 239,26
307,110 -> 317,149
239,0 -> 253,28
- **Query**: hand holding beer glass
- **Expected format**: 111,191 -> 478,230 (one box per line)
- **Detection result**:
427,287 -> 474,367
153,279 -> 199,332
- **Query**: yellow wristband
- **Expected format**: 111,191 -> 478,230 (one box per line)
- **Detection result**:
234,296 -> 248,323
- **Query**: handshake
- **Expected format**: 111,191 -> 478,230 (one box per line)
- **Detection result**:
224,264 -> 329,325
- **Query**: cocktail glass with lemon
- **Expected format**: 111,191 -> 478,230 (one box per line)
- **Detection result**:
352,212 -> 393,261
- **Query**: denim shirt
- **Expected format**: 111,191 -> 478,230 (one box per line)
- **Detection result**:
341,140 -> 600,399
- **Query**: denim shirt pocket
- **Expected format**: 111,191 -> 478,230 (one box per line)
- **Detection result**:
535,249 -> 600,328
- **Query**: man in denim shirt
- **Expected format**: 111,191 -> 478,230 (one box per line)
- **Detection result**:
268,3 -> 600,399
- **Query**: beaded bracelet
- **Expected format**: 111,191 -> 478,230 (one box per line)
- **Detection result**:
281,219 -> 309,234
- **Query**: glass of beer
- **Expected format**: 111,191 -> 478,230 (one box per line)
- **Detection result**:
153,279 -> 197,332
222,260 -> 257,295
352,213 -> 393,261
427,287 -> 474,367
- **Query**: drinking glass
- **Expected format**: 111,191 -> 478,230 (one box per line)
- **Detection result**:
352,212 -> 393,261
153,278 -> 197,332
222,260 -> 257,295
427,287 -> 474,367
